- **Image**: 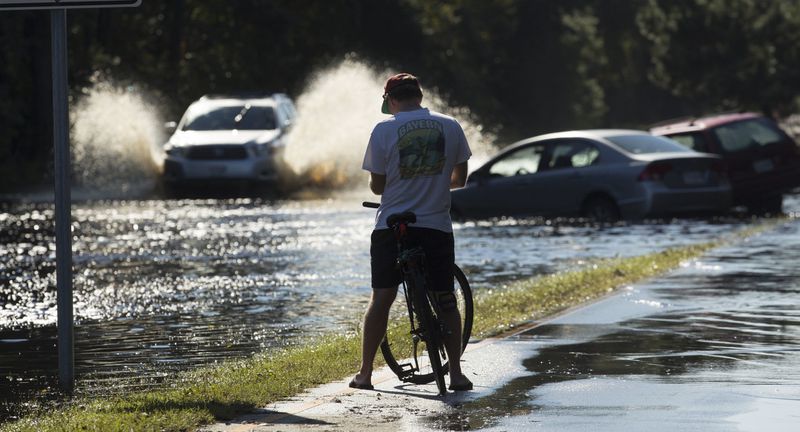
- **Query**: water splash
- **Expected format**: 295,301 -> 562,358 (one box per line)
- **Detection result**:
283,57 -> 497,191
71,77 -> 165,199
65,63 -> 495,200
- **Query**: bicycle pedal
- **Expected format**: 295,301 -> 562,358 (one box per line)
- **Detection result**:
397,362 -> 418,380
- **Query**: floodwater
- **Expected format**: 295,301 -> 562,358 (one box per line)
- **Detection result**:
429,203 -> 800,431
1,194 -> 798,421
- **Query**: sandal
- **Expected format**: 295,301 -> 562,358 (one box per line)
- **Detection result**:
448,380 -> 473,391
348,379 -> 374,390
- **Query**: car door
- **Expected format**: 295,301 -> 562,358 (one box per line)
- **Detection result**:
464,143 -> 548,217
533,139 -> 601,215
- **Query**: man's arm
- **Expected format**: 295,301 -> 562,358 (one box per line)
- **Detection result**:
369,173 -> 386,195
450,161 -> 468,189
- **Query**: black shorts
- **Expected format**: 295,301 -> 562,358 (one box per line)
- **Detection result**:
370,227 -> 455,291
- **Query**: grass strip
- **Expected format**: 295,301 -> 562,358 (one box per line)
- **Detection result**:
1,220 -> 780,432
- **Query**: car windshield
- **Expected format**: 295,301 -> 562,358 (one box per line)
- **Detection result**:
182,105 -> 277,131
606,134 -> 692,154
712,118 -> 785,153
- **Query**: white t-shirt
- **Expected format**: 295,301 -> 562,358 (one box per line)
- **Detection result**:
362,108 -> 472,232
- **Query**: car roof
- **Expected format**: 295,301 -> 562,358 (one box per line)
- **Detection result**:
487,129 -> 655,161
477,129 -> 708,170
188,98 -> 276,112
509,129 -> 649,147
190,93 -> 292,108
650,112 -> 761,135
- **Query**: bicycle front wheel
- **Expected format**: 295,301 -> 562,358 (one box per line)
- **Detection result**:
380,264 -> 474,387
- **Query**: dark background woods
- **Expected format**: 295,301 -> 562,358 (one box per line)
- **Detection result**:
2,0 -> 800,192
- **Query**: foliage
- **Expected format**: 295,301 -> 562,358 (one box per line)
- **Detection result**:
636,0 -> 800,116
2,0 -> 800,187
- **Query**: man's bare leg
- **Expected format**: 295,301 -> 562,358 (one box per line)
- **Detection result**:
440,307 -> 472,389
352,287 -> 398,387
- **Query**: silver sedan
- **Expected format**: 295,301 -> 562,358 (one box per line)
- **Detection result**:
451,130 -> 732,221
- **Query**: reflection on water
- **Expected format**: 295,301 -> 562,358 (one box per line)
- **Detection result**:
0,198 -> 373,418
427,213 -> 800,431
1,194 -> 798,420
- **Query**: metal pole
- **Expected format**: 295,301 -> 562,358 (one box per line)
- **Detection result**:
51,7 -> 74,394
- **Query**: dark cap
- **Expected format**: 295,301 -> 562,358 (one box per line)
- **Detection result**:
381,73 -> 421,114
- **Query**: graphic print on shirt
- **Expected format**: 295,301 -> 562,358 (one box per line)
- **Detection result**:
397,119 -> 446,179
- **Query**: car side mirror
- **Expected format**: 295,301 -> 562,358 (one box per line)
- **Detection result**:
164,121 -> 177,133
468,170 -> 489,186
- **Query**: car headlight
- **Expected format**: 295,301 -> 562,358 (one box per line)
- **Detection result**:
165,145 -> 186,157
248,141 -> 273,157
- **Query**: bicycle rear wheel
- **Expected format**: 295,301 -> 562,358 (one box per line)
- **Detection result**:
380,264 -> 474,387
414,287 -> 447,395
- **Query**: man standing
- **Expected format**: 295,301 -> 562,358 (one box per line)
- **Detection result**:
351,73 -> 473,391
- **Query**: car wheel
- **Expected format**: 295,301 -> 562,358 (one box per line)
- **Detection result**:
748,194 -> 783,215
582,195 -> 621,222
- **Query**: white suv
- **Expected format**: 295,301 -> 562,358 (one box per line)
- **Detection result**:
162,93 -> 296,188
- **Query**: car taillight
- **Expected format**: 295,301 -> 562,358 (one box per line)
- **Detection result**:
637,162 -> 672,181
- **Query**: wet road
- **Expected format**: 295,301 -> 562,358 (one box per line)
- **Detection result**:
208,214 -> 800,432
1,193 -> 799,420
431,216 -> 800,430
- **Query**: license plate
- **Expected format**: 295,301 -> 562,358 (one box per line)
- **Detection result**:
753,159 -> 774,173
682,171 -> 706,185
207,165 -> 227,175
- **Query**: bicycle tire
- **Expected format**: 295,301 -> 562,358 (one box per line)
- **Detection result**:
380,264 -> 474,388
413,284 -> 447,395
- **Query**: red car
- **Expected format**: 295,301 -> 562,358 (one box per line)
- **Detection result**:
651,112 -> 800,213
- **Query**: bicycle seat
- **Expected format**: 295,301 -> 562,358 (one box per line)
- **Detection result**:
387,211 -> 417,227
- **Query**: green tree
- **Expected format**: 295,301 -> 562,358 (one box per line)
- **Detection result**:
637,0 -> 800,116
560,4 -> 608,127
5,0 -> 800,192
0,12 -> 52,189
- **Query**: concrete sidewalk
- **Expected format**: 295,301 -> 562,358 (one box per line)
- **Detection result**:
201,335 -> 540,432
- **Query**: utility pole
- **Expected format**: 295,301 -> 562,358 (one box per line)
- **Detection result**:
0,0 -> 142,393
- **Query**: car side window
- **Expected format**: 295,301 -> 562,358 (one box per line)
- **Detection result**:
571,144 -> 599,168
488,144 -> 545,177
546,140 -> 599,170
667,133 -> 708,152
713,118 -> 784,153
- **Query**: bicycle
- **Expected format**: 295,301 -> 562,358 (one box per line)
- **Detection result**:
363,201 -> 474,395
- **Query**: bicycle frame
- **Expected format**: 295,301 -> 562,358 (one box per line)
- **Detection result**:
392,220 -> 447,382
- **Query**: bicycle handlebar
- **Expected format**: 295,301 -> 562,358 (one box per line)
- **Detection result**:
362,201 -> 380,209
